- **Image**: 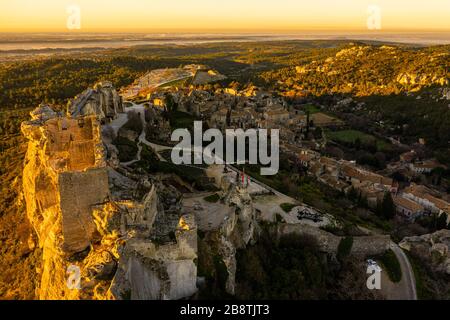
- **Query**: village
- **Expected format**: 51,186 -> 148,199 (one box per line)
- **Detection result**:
123,68 -> 450,227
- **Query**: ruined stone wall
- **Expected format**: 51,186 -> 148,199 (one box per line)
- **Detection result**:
58,168 -> 110,253
68,81 -> 123,119
42,116 -> 105,171
110,214 -> 198,300
277,223 -> 341,253
277,223 -> 390,256
351,236 -> 390,256
22,112 -> 108,253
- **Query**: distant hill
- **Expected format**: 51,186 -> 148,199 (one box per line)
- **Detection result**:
262,44 -> 449,97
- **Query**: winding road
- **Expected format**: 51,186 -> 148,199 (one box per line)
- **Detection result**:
389,241 -> 417,300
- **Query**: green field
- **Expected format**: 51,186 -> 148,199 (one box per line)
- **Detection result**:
326,129 -> 391,151
301,104 -> 321,114
280,203 -> 297,213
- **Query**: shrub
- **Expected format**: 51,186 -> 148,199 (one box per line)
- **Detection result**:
280,203 -> 296,213
204,193 -> 220,203
275,213 -> 284,223
112,136 -> 138,162
337,236 -> 353,260
379,249 -> 402,283
123,110 -> 143,134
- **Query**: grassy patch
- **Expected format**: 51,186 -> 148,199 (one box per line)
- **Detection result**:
378,249 -> 402,283
301,104 -> 321,114
280,203 -> 296,213
327,129 -> 391,152
204,193 -> 220,203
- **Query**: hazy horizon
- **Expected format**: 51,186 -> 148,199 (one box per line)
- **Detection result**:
0,31 -> 449,52
1,0 -> 449,33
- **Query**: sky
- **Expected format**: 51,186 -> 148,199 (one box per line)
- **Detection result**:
0,0 -> 449,33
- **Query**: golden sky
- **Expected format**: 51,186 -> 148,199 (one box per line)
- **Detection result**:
0,0 -> 449,32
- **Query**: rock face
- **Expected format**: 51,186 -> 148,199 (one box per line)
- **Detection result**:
110,214 -> 197,300
213,174 -> 259,295
21,88 -> 197,299
22,108 -> 108,255
400,229 -> 450,275
67,81 -> 123,121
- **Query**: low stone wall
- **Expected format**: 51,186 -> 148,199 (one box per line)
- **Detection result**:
277,223 -> 390,256
351,236 -> 390,256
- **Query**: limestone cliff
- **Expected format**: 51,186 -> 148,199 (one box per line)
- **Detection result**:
21,84 -> 197,300
400,229 -> 450,275
211,173 -> 259,295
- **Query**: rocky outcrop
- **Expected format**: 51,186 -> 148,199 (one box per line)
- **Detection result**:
110,214 -> 197,300
21,98 -> 197,300
399,229 -> 450,275
212,175 -> 259,295
67,81 -> 123,121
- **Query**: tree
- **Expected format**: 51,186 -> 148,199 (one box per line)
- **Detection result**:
354,137 -> 361,150
435,213 -> 448,230
306,110 -> 310,134
337,236 -> 353,261
347,186 -> 358,201
357,192 -> 368,208
164,93 -> 176,112
381,192 -> 395,220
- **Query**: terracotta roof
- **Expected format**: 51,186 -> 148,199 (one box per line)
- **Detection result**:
299,153 -> 315,162
404,184 -> 432,198
394,196 -> 424,212
342,164 -> 359,178
423,194 -> 450,212
404,184 -> 450,212
412,161 -> 442,169
341,164 -> 392,186
320,174 -> 349,190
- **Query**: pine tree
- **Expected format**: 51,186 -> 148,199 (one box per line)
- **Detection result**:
381,192 -> 395,220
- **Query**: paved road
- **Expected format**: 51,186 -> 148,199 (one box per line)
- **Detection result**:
389,241 -> 417,300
